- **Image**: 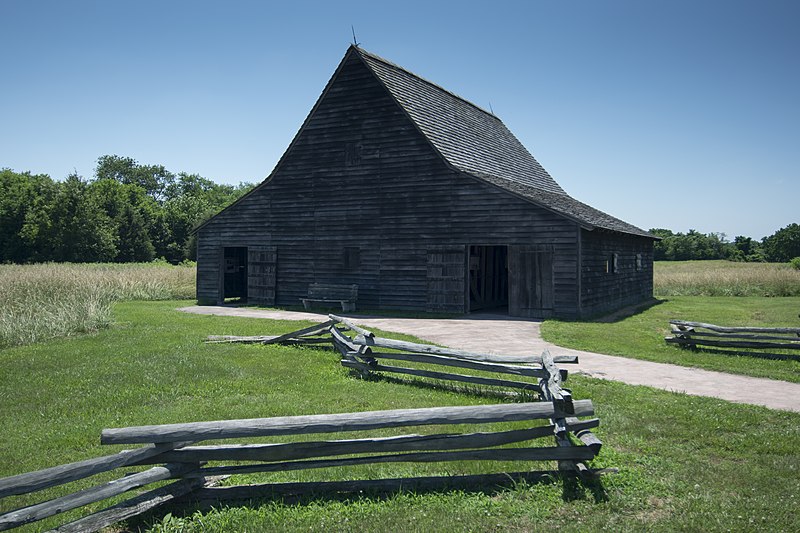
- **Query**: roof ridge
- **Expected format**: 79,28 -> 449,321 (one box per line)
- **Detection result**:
353,46 -> 498,120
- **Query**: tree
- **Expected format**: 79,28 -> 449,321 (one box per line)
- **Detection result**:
95,155 -> 174,202
115,203 -> 155,262
49,173 -> 118,262
762,223 -> 800,263
0,169 -> 57,262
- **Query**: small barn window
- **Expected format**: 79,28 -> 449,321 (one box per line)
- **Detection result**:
636,253 -> 643,272
344,247 -> 361,271
344,142 -> 362,166
608,253 -> 619,274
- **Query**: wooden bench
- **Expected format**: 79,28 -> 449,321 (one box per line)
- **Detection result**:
301,283 -> 358,312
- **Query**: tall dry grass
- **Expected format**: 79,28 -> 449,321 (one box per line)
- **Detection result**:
654,260 -> 800,297
0,262 -> 196,348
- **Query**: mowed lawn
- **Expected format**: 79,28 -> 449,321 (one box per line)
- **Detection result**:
542,296 -> 800,384
1,301 -> 799,532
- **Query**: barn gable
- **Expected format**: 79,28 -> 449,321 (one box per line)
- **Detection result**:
197,46 -> 655,318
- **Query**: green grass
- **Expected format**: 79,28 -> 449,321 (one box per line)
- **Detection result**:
542,296 -> 800,383
655,260 -> 800,296
0,262 -> 195,348
1,301 -> 799,532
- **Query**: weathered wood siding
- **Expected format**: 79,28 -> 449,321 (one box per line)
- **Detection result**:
579,229 -> 654,317
198,50 -> 585,316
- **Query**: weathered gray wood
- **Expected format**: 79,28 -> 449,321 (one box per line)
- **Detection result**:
669,326 -> 799,342
670,320 -> 800,335
341,359 -> 541,392
101,401 -> 594,444
666,336 -> 800,351
329,314 -> 374,338
51,476 -> 207,533
206,334 -> 278,343
260,320 -> 336,345
207,335 -> 332,345
539,350 -> 574,415
195,47 -> 656,318
574,430 -> 603,454
0,463 -> 197,531
564,416 -> 602,454
186,446 -> 597,477
329,324 -> 359,353
366,351 -> 550,378
0,442 -> 185,498
352,334 -> 578,364
142,421 -> 600,465
302,285 -> 358,312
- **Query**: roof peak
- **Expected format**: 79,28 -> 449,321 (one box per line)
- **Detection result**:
351,46 -> 498,119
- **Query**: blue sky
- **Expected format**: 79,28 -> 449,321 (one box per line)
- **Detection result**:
1,0 -> 797,240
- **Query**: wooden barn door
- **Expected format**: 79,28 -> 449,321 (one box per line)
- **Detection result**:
247,246 -> 277,305
508,246 -> 554,318
426,245 -> 466,313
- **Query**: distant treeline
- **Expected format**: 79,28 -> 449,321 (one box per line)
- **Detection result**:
0,155 -> 255,264
649,226 -> 800,263
2,157 -> 798,265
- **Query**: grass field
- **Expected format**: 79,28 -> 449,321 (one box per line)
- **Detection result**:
0,262 -> 195,348
655,260 -> 800,296
542,296 -> 800,383
2,261 -> 799,531
1,301 -> 799,532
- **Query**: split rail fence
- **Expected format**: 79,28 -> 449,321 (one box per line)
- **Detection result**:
0,316 -> 605,531
666,320 -> 800,361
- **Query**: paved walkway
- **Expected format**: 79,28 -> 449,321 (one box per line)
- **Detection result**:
179,305 -> 800,413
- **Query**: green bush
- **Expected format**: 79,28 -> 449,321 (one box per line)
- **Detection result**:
790,257 -> 800,270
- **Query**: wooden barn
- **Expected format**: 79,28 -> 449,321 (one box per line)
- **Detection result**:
195,46 -> 656,318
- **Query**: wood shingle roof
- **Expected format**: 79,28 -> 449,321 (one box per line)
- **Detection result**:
354,46 -> 654,239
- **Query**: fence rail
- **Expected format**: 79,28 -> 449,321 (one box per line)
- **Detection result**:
666,320 -> 800,361
0,317 -> 605,532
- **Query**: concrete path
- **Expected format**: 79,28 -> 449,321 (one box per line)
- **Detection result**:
179,305 -> 800,413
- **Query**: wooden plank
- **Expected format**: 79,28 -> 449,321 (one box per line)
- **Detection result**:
669,327 -> 799,342
366,351 -> 550,378
101,401 -> 594,445
329,314 -> 374,338
670,320 -> 800,335
261,320 -> 336,345
51,476 -> 207,533
539,350 -> 574,415
186,446 -> 597,477
0,463 -> 198,531
0,443 -> 185,498
352,335 -> 578,364
142,421 -> 600,464
666,336 -> 800,351
341,359 -> 540,391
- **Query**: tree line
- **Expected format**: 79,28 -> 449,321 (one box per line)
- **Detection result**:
2,157 -> 797,265
649,226 -> 800,263
0,155 -> 255,264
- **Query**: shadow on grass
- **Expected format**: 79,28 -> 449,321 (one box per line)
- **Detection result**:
676,344 -> 800,362
351,370 -> 541,403
132,471 -> 609,530
560,298 -> 667,324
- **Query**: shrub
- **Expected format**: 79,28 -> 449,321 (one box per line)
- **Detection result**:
790,257 -> 800,271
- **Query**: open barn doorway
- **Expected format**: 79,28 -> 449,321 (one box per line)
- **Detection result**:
468,245 -> 508,312
223,247 -> 248,302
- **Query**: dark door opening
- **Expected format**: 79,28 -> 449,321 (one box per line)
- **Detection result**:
223,247 -> 248,302
469,245 -> 508,312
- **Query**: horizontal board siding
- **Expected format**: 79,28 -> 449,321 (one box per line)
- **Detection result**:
580,229 -> 654,317
198,51 -> 589,316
